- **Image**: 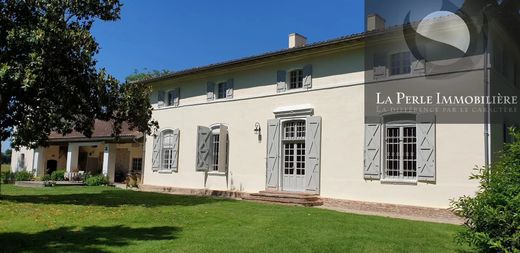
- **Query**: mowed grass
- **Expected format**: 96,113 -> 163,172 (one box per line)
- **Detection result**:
0,185 -> 467,253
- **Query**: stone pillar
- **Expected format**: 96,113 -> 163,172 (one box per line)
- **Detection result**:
32,147 -> 45,177
66,144 -> 79,173
102,143 -> 116,183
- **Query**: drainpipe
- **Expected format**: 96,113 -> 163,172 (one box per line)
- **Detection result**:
483,5 -> 493,168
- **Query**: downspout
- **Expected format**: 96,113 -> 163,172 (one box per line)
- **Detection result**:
483,6 -> 493,168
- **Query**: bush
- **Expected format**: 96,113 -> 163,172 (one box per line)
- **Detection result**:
41,174 -> 51,181
50,170 -> 65,181
14,171 -> 33,181
84,175 -> 108,186
1,171 -> 16,184
452,128 -> 520,252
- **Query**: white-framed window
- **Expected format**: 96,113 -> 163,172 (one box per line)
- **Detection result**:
390,52 -> 412,76
132,158 -> 143,172
208,125 -> 228,173
384,123 -> 417,180
289,69 -> 304,89
161,130 -> 176,170
167,88 -> 180,107
282,120 -> 306,177
216,81 -> 227,99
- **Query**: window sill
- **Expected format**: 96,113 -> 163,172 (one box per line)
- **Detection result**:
380,178 -> 418,185
207,171 -> 227,176
157,169 -> 176,174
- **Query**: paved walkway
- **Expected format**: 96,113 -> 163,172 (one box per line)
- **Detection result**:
318,198 -> 464,225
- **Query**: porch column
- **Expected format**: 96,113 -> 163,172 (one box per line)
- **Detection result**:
66,144 -> 79,173
102,143 -> 116,183
32,147 -> 45,176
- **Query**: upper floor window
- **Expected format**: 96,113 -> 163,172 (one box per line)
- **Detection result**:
289,69 -> 304,89
167,88 -> 180,107
207,79 -> 234,101
390,52 -> 412,76
217,82 -> 227,99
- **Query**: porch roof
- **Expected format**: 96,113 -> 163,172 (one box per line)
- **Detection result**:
47,120 -> 143,143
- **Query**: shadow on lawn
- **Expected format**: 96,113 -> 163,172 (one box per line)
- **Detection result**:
0,225 -> 180,253
2,189 -> 231,207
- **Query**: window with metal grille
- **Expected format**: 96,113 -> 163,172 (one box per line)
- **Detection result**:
211,133 -> 220,171
217,82 -> 227,99
385,125 -> 417,180
132,158 -> 143,171
282,120 -> 306,176
289,69 -> 303,89
162,130 -> 175,170
390,52 -> 412,76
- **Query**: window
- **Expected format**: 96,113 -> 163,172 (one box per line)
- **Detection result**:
167,89 -> 179,107
390,52 -> 412,76
132,158 -> 143,172
385,124 -> 417,180
282,120 -> 306,177
217,82 -> 227,99
161,130 -> 175,170
289,69 -> 303,89
18,153 -> 26,170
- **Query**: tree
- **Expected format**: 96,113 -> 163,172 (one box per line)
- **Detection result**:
452,128 -> 520,252
2,149 -> 10,164
125,69 -> 173,83
0,0 -> 157,159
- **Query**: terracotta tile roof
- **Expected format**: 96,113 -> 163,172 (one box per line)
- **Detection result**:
48,120 -> 142,142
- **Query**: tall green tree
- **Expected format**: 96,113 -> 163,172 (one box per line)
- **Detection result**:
0,0 -> 157,159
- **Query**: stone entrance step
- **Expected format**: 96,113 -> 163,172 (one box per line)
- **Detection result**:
244,191 -> 323,206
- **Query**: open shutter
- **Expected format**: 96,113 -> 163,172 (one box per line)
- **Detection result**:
226,79 -> 234,99
303,64 -> 313,89
218,125 -> 228,173
373,53 -> 387,80
305,116 -> 321,193
207,82 -> 215,101
157,90 -> 166,108
152,132 -> 162,171
266,119 -> 280,189
412,59 -> 425,75
417,113 -> 436,183
364,116 -> 381,180
196,126 -> 212,171
171,129 -> 180,172
276,70 -> 287,93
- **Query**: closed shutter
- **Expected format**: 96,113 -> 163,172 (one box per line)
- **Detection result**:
226,79 -> 234,99
157,90 -> 166,108
266,119 -> 280,189
276,70 -> 287,93
207,82 -> 215,101
417,113 -> 436,183
218,125 -> 228,173
152,132 -> 162,171
196,126 -> 212,171
364,116 -> 381,180
171,129 -> 180,172
303,64 -> 313,89
305,116 -> 321,193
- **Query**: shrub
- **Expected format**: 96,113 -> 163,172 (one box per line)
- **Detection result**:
50,170 -> 65,181
84,175 -> 108,186
14,171 -> 33,181
452,128 -> 520,252
41,174 -> 51,181
1,171 -> 16,184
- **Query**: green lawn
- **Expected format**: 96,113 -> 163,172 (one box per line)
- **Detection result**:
0,185 -> 467,253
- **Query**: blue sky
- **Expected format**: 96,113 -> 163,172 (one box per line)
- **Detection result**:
2,0 -> 364,152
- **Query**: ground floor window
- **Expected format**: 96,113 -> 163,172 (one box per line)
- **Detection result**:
385,124 -> 417,180
132,158 -> 143,172
211,133 -> 220,171
162,130 -> 175,170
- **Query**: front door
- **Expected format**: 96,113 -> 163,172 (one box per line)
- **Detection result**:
281,120 -> 306,192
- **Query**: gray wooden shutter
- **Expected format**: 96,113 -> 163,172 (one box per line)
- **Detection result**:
303,64 -> 313,89
171,129 -> 180,172
266,119 -> 280,189
207,82 -> 215,101
157,90 -> 166,108
305,116 -> 321,193
417,113 -> 436,183
152,132 -> 162,171
226,79 -> 234,99
412,59 -> 425,75
373,53 -> 387,80
196,126 -> 211,171
218,125 -> 228,173
276,70 -> 287,93
364,116 -> 381,180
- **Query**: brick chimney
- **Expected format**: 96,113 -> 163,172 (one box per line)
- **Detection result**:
367,13 -> 385,31
288,33 -> 307,48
